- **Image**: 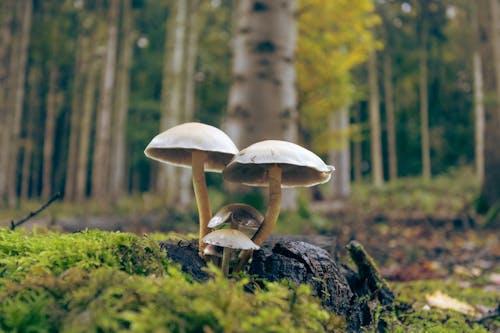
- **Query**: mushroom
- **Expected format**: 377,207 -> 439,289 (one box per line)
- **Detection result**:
202,229 -> 260,276
203,244 -> 223,258
144,122 -> 238,255
208,203 -> 264,237
223,140 -> 334,269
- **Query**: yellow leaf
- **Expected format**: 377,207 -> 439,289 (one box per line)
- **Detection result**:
425,291 -> 480,316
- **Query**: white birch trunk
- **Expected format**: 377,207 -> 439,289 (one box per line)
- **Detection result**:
368,49 -> 384,187
226,0 -> 298,209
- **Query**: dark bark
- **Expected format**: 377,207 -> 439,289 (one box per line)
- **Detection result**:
160,240 -> 211,281
248,240 -> 353,315
160,236 -> 395,332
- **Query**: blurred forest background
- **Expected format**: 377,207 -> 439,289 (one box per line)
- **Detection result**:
0,0 -> 499,230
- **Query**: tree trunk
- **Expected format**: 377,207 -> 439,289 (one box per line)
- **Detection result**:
0,0 -> 15,205
471,4 -> 485,185
183,0 -> 199,123
21,67 -> 39,200
327,108 -> 350,199
64,32 -> 85,202
110,0 -> 134,202
75,46 -> 100,202
41,67 -> 58,200
353,104 -> 363,183
383,50 -> 397,182
178,0 -> 200,210
6,0 -> 32,206
481,0 -> 500,224
226,0 -> 299,209
91,0 -> 119,199
419,15 -> 431,180
157,0 -> 188,207
368,49 -> 383,187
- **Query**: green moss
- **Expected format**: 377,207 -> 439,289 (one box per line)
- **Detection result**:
370,279 -> 499,332
394,279 -> 499,308
0,228 -> 168,280
0,228 -> 342,332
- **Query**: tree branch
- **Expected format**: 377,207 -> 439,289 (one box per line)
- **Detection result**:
10,192 -> 62,230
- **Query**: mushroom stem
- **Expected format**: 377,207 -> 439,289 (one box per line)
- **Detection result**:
252,164 -> 282,245
221,248 -> 232,276
192,150 -> 212,255
234,165 -> 282,272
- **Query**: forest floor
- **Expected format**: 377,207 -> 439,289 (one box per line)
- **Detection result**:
1,168 -> 499,331
330,208 -> 500,332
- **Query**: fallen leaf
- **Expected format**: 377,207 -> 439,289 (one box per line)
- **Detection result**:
489,273 -> 500,285
425,291 -> 479,316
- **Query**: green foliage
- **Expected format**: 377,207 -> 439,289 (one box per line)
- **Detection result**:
349,167 -> 478,214
297,0 -> 379,152
0,229 -> 339,332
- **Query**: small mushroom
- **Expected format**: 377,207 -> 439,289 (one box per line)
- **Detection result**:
203,244 -> 223,258
223,140 -> 334,269
202,229 -> 259,276
144,122 -> 238,255
208,203 -> 264,237
202,244 -> 223,266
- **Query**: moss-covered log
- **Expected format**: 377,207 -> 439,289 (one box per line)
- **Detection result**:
161,236 -> 395,332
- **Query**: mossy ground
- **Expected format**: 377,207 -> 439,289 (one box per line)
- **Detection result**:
0,228 -> 343,332
379,279 -> 499,332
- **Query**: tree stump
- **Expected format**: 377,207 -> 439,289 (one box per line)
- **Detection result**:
159,236 -> 394,332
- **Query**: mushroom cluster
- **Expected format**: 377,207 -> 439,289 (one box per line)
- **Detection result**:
145,123 -> 334,275
203,203 -> 263,275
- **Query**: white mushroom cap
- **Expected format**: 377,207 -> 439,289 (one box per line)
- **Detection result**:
202,229 -> 260,250
144,122 -> 239,172
208,203 -> 264,229
223,140 -> 334,187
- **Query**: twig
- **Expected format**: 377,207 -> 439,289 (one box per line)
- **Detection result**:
471,303 -> 500,323
10,192 -> 62,230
